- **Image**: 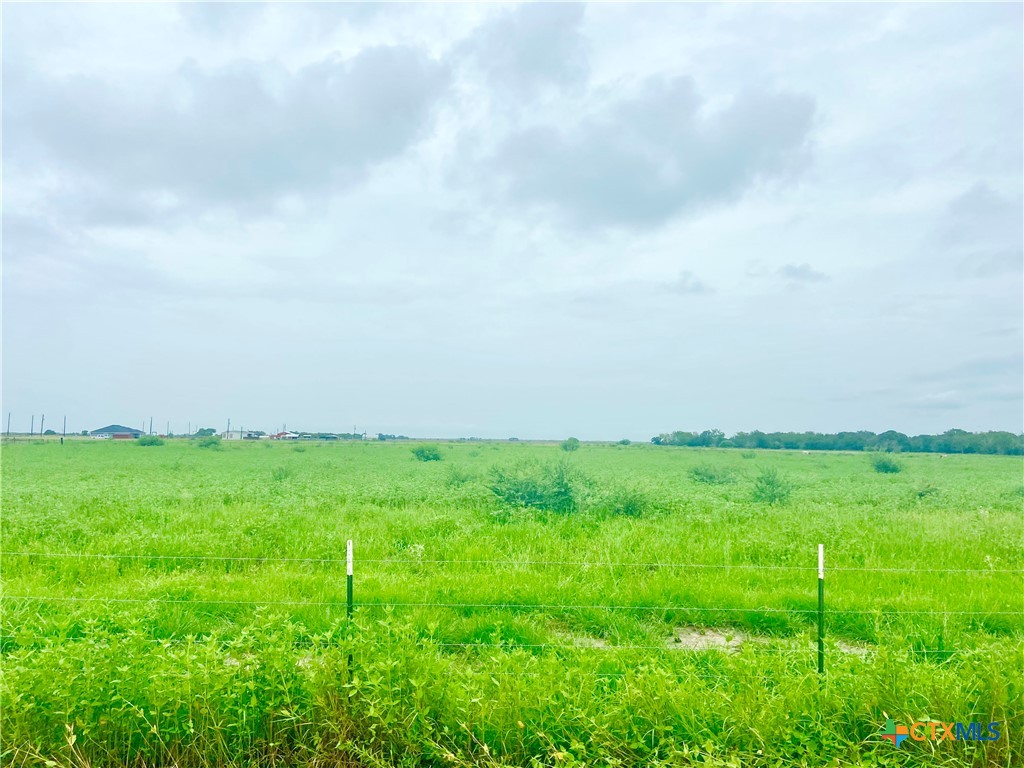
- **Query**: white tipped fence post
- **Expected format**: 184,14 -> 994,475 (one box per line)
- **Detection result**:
346,540 -> 354,673
346,540 -> 354,619
817,544 -> 825,675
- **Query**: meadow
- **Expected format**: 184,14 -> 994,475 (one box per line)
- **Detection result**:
1,438 -> 1021,767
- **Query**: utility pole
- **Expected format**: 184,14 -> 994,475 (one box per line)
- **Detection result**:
149,417 -> 153,436
63,415 -> 67,437
30,415 -> 35,436
227,418 -> 230,437
40,414 -> 45,435
166,421 -> 170,436
6,412 -> 10,438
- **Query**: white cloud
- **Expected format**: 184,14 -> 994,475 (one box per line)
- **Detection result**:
2,2 -> 1020,437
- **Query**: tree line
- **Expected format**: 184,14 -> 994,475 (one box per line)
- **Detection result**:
650,429 -> 1024,455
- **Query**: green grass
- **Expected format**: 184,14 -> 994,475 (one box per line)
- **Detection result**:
1,438 -> 1022,767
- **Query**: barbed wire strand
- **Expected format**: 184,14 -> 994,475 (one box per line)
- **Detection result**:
1,634 -> 1012,657
2,551 -> 1021,574
4,595 -> 1021,615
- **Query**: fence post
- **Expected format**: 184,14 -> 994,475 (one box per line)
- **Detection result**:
817,543 -> 825,675
347,540 -> 354,619
346,540 -> 354,673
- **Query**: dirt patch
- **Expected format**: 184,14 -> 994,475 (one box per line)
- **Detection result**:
668,627 -> 748,652
836,640 -> 873,657
553,631 -> 608,648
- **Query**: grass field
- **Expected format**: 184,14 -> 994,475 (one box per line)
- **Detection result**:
1,438 -> 1022,767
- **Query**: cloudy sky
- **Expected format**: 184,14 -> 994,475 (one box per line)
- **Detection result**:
3,2 -> 1021,439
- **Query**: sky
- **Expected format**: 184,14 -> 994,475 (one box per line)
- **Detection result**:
2,2 -> 1022,440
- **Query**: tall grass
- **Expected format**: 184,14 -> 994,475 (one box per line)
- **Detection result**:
1,440 -> 1021,766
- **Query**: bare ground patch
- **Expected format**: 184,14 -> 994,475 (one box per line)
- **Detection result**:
666,627 -> 875,655
667,627 -> 749,652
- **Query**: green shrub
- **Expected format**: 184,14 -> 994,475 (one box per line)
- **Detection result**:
412,445 -> 443,462
444,464 -> 475,487
488,460 -> 587,514
872,455 -> 903,474
689,464 -> 736,485
600,485 -> 652,517
740,451 -> 757,459
752,468 -> 793,505
617,439 -> 631,446
196,435 -> 221,449
136,435 -> 164,446
560,437 -> 581,452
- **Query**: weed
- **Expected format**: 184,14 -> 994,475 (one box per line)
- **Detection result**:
445,465 -> 476,487
690,464 -> 736,485
412,445 -> 443,462
488,460 -> 587,514
751,468 -> 793,505
598,485 -> 653,517
872,456 -> 903,474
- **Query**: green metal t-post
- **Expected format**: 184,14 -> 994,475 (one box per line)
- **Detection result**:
817,544 -> 825,675
346,539 -> 354,674
346,539 -> 354,619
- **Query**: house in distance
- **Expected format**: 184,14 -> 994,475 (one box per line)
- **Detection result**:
90,424 -> 143,440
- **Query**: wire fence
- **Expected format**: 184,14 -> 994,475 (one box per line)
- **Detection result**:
5,594 -> 1021,615
2,546 -> 1022,670
4,550 -> 1023,573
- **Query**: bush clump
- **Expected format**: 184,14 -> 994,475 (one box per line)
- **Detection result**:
872,455 -> 903,474
752,468 -> 793,505
412,445 -> 443,462
196,435 -> 222,449
598,485 -> 653,517
560,437 -> 581,452
690,464 -> 736,485
137,435 -> 164,446
444,465 -> 475,487
488,460 -> 586,514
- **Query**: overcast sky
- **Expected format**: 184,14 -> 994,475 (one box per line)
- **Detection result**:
3,2 -> 1021,439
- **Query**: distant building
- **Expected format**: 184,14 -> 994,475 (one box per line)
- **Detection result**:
220,430 -> 263,441
90,424 -> 143,439
272,431 -> 299,440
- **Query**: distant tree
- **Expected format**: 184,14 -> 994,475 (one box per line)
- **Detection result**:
195,428 -> 216,437
650,428 -> 1022,455
43,429 -> 56,435
697,429 -> 725,447
138,435 -> 164,446
617,439 -> 631,446
874,430 -> 911,453
561,437 -> 581,452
